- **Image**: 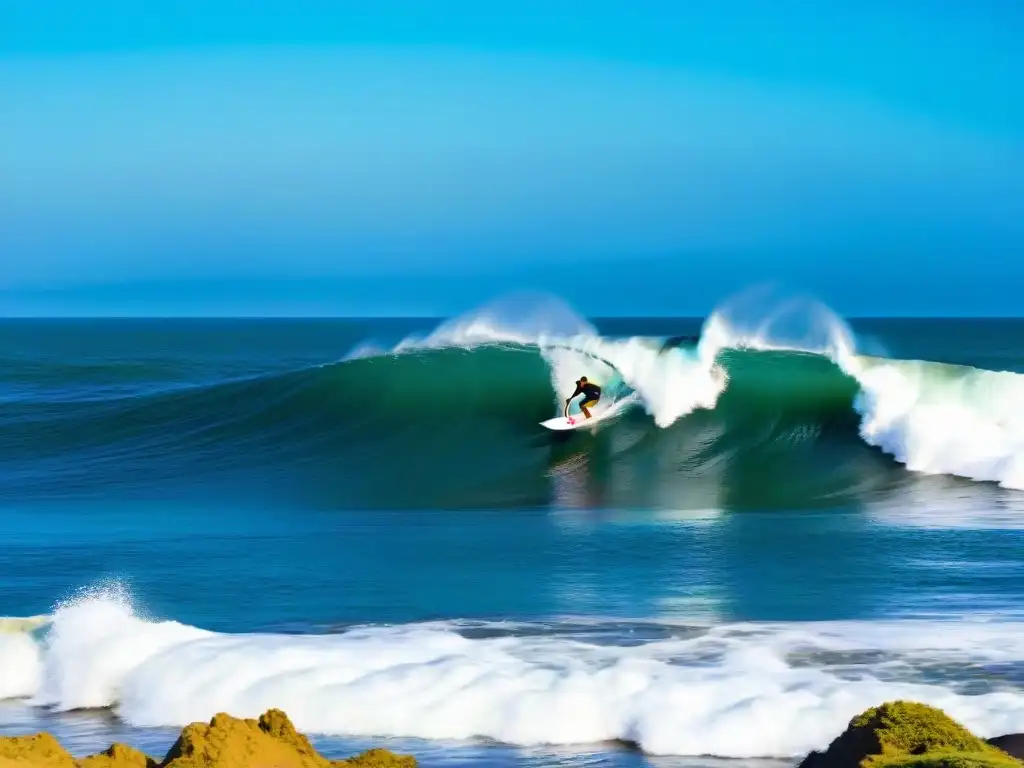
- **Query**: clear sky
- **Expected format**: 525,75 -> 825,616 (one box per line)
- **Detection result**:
2,0 -> 1023,316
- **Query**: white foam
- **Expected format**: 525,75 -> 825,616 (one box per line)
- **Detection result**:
8,593 -> 1024,758
0,628 -> 43,700
844,355 -> 1024,490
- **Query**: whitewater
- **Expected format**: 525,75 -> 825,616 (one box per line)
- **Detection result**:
5,588 -> 1024,759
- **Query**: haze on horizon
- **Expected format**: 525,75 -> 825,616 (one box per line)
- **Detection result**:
2,0 -> 1022,317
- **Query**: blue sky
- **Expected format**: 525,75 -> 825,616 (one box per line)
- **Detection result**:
2,0 -> 1023,316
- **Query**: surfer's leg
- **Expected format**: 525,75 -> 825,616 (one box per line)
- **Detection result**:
581,399 -> 597,418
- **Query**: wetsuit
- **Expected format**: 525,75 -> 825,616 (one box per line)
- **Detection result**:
570,380 -> 601,409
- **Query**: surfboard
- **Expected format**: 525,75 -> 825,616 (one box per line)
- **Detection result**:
539,396 -> 634,431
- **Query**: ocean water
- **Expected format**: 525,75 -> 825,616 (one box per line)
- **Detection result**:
4,295 -> 1024,767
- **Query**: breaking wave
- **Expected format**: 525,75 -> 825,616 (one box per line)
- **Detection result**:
1,289 -> 1023,507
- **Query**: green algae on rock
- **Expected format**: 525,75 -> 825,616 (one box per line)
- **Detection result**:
799,701 -> 1023,768
0,710 -> 415,768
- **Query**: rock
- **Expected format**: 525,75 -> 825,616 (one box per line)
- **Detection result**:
0,710 -> 414,768
336,749 -> 417,768
0,732 -> 76,768
989,736 -> 1024,761
162,709 -> 331,768
80,744 -> 158,768
160,709 -> 415,768
798,701 -> 1022,768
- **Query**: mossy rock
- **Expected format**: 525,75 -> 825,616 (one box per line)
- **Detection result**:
799,701 -> 1022,768
335,748 -> 417,768
874,752 -> 1024,768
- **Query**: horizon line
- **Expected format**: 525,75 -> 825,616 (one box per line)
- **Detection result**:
3,314 -> 1024,321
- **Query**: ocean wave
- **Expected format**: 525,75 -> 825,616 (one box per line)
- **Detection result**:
1,290 -> 1023,502
347,292 -> 728,427
6,590 -> 1024,758
688,287 -> 1024,491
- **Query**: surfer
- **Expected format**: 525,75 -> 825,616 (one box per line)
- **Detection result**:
566,376 -> 602,419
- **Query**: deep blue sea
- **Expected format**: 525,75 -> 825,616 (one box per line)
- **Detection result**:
4,297 -> 1024,767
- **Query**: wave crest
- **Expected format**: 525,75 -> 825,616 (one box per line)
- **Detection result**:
849,356 -> 1024,489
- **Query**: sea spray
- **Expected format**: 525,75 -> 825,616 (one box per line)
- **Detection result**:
696,284 -> 859,363
32,582 -> 209,712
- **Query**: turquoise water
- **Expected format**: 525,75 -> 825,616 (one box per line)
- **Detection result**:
4,309 -> 1024,766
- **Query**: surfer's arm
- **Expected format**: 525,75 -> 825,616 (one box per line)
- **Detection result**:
566,383 -> 582,402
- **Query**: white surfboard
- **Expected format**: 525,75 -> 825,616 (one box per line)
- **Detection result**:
540,396 -> 635,431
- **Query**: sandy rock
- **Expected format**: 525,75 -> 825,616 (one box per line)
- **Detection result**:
336,749 -> 416,768
0,732 -> 77,768
162,710 -> 329,768
798,701 -> 1022,768
80,744 -> 158,768
0,710 -> 414,768
161,710 -> 415,768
